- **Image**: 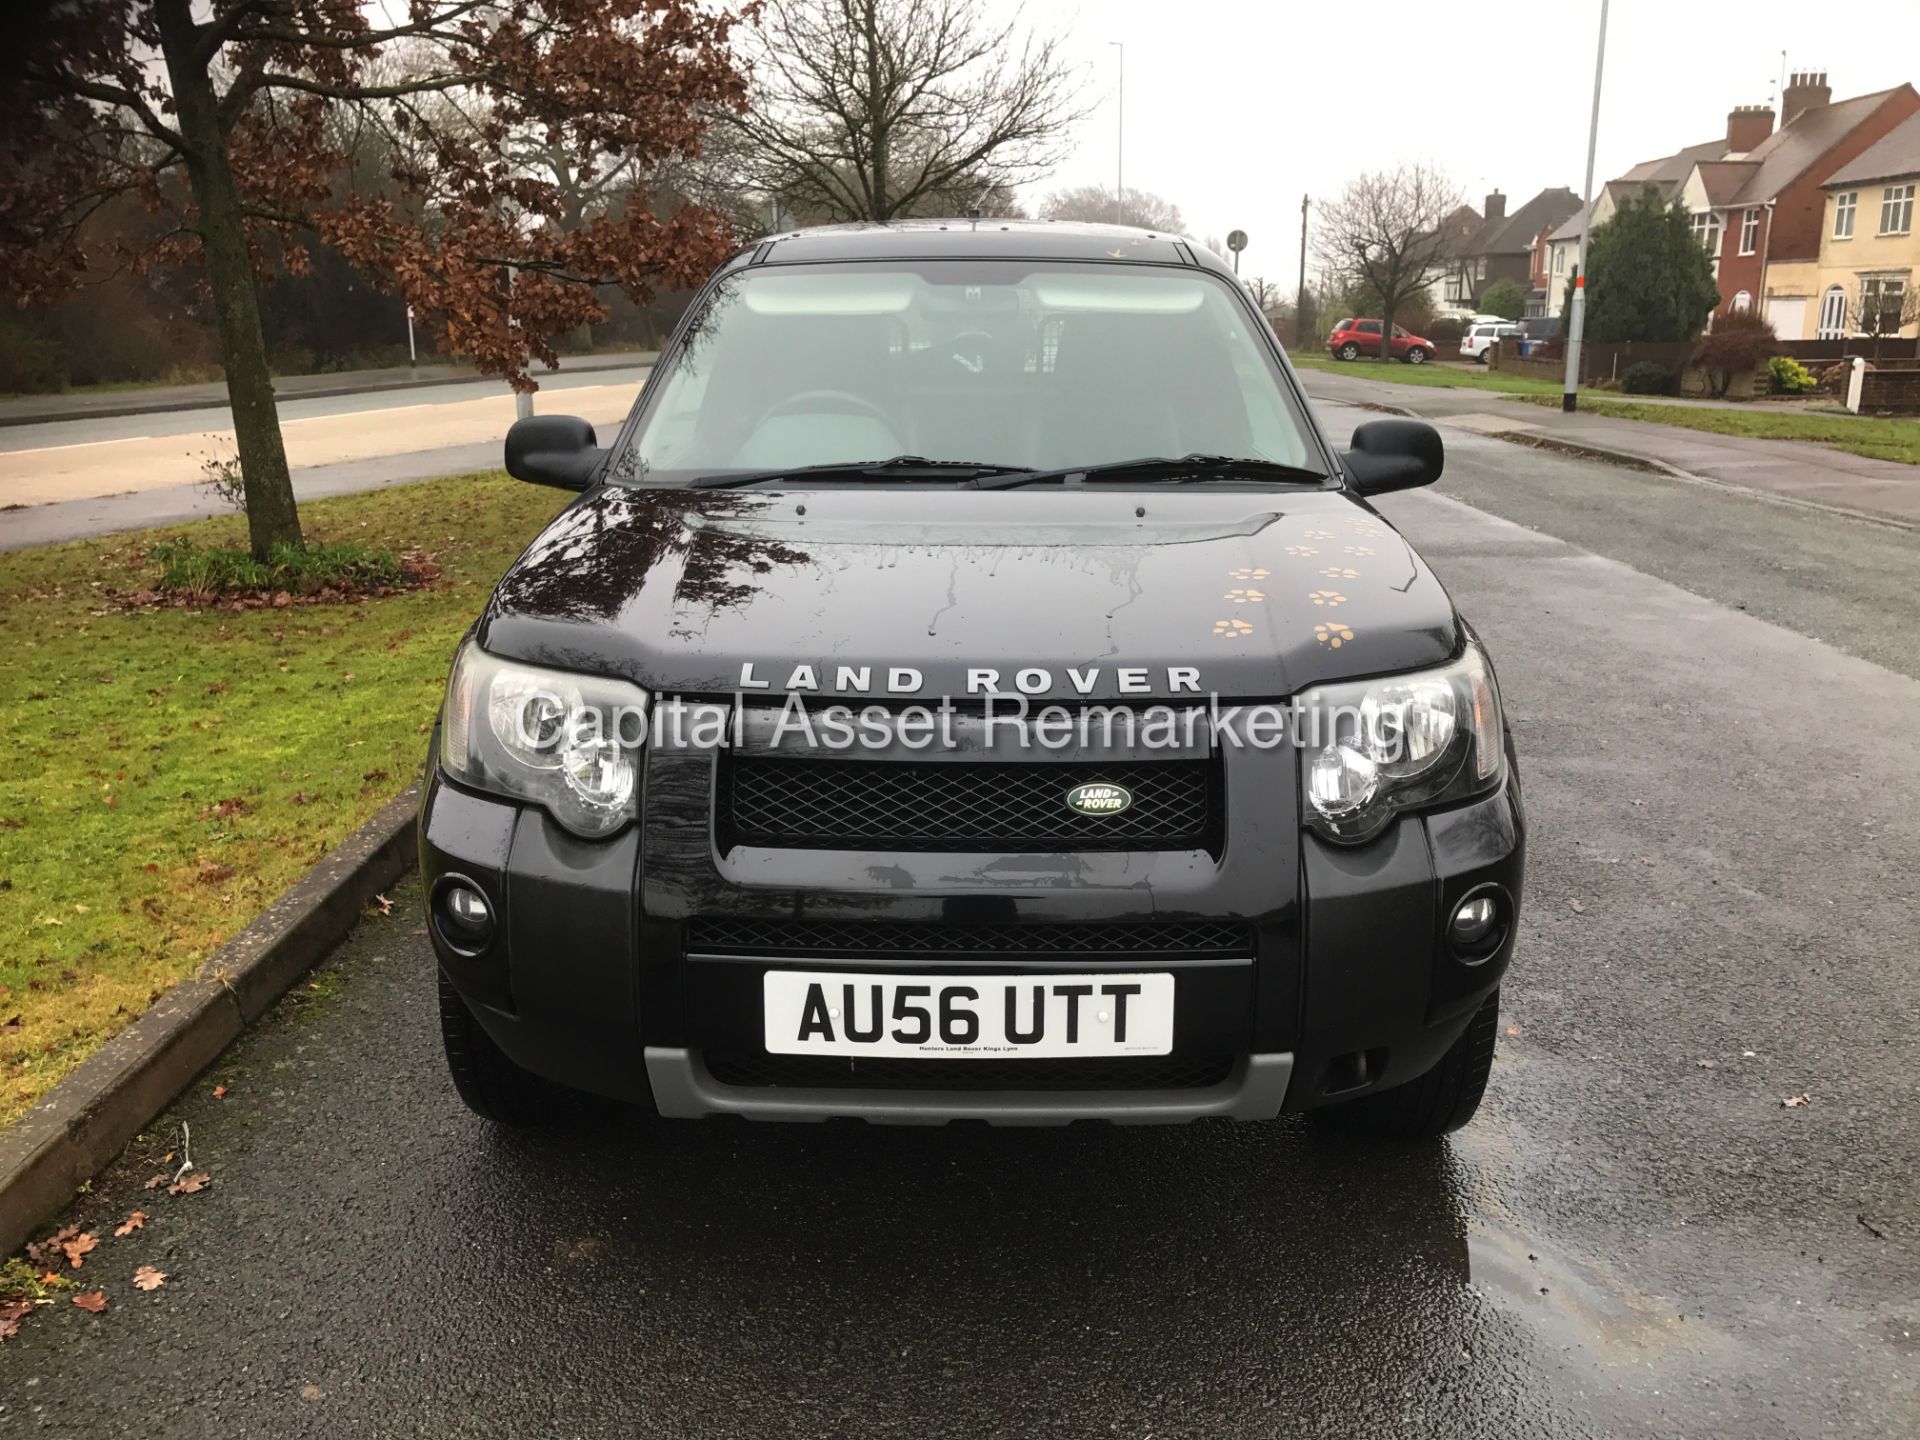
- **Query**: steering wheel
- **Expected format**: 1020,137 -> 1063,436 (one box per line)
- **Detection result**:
946,329 -> 998,375
760,389 -> 893,426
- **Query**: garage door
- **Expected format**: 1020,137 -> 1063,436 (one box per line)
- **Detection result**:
1766,296 -> 1807,339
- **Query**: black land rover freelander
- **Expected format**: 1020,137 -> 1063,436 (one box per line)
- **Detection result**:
422,221 -> 1525,1140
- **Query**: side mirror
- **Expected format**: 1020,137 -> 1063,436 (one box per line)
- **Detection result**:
1340,419 -> 1443,495
505,414 -> 604,490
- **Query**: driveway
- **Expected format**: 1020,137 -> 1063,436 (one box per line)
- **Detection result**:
3,406 -> 1917,1437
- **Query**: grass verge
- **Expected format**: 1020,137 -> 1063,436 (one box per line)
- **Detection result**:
1510,394 -> 1920,465
0,473 -> 569,1122
1290,351 -> 1568,396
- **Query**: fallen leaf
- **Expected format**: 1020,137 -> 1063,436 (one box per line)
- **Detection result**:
373,893 -> 393,916
61,1232 -> 98,1269
169,1172 -> 211,1195
1567,899 -> 1586,914
1782,1092 -> 1811,1108
113,1211 -> 147,1238
0,1297 -> 34,1339
212,1084 -> 228,1100
71,1291 -> 107,1313
38,1270 -> 59,1286
1505,1025 -> 1521,1037
300,1384 -> 324,1401
143,1173 -> 168,1190
132,1266 -> 166,1291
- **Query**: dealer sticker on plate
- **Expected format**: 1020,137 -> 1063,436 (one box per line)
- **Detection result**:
763,971 -> 1174,1059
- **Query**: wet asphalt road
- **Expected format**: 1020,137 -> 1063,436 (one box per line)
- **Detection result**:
4,406 -> 1919,1437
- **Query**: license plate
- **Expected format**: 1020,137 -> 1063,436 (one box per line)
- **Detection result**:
762,971 -> 1174,1059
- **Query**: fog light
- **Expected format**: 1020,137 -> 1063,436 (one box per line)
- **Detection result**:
1447,893 -> 1500,957
438,881 -> 494,950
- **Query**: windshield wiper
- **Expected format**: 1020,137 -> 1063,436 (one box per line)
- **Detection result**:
689,456 -> 1029,489
973,454 -> 1328,490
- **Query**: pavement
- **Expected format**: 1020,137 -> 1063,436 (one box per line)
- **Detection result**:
0,364 -> 652,551
0,351 -> 658,429
1299,365 -> 1920,527
3,402 -> 1917,1437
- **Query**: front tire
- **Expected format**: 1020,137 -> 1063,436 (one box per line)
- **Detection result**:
1404,346 -> 1429,365
438,972 -> 572,1126
1338,342 -> 1360,360
1312,990 -> 1499,1141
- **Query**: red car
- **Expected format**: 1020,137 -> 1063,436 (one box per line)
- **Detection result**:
1327,317 -> 1434,364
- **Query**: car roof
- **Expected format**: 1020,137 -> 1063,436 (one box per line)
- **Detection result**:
743,219 -> 1206,271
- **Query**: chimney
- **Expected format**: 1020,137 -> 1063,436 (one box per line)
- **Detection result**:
1782,71 -> 1832,126
1484,190 -> 1506,222
1726,103 -> 1774,154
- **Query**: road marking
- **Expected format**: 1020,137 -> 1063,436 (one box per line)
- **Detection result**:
3,433 -> 156,456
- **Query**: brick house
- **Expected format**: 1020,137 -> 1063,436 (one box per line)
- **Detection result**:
1673,73 -> 1920,328
1432,188 -> 1581,317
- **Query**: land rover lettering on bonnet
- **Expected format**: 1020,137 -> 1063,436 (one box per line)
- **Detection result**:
421,220 -> 1525,1140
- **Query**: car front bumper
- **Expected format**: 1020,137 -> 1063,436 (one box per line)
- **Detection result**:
420,732 -> 1524,1125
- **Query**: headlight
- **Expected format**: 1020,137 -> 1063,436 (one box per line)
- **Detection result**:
439,638 -> 648,838
1299,639 -> 1504,843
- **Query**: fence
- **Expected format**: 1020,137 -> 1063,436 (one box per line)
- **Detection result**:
1488,339 -> 1766,397
1777,337 -> 1920,364
1858,365 -> 1920,416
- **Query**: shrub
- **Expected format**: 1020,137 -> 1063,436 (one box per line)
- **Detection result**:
0,319 -> 69,394
1693,310 -> 1776,397
150,538 -> 405,596
1479,279 -> 1527,321
1621,360 -> 1677,395
1768,354 -> 1816,394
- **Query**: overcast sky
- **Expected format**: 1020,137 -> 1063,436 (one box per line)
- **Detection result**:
1010,0 -> 1919,283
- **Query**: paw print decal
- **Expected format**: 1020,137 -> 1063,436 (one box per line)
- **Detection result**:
1343,545 -> 1375,556
1320,566 -> 1359,580
1227,566 -> 1270,580
1302,529 -> 1334,541
1224,588 -> 1265,605
1213,618 -> 1254,639
1308,590 -> 1346,607
1314,622 -> 1354,649
1282,545 -> 1318,557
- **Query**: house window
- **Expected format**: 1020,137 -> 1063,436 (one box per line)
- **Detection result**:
1552,247 -> 1564,274
1690,211 -> 1721,255
1880,184 -> 1914,235
1833,191 -> 1856,238
1859,274 -> 1910,334
1817,285 -> 1848,339
1739,209 -> 1761,256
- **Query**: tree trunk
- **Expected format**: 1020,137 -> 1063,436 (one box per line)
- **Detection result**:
156,0 -> 303,561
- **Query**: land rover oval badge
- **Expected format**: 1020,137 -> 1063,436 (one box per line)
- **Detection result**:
1065,782 -> 1133,817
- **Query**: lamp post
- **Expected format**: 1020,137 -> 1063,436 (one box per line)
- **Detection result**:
1109,41 -> 1124,224
1561,0 -> 1610,412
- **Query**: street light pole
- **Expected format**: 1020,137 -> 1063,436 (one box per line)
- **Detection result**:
1562,0 -> 1610,413
1297,194 -> 1310,346
1109,41 -> 1124,224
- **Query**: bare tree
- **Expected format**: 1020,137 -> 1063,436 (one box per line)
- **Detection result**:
1244,275 -> 1285,316
1313,164 -> 1461,358
1042,185 -> 1182,232
1848,278 -> 1920,358
726,0 -> 1082,223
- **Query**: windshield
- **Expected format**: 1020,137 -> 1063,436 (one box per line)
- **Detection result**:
616,261 -> 1319,483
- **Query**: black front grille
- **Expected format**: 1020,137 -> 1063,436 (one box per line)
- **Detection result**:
719,757 -> 1220,852
702,1052 -> 1235,1092
688,917 -> 1252,958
